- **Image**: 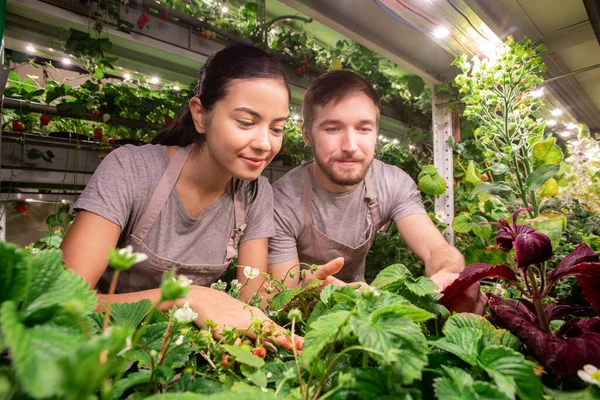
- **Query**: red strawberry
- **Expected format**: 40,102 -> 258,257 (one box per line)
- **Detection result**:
251,347 -> 266,358
91,109 -> 100,121
161,11 -> 168,21
221,354 -> 230,367
137,18 -> 146,30
23,209 -> 30,216
40,115 -> 51,126
296,66 -> 305,74
12,121 -> 24,132
201,31 -> 211,39
15,203 -> 26,214
141,12 -> 150,22
165,115 -> 173,125
106,146 -> 113,154
93,128 -> 103,141
107,138 -> 116,145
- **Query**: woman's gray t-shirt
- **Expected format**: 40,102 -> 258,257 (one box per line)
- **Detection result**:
75,144 -> 275,264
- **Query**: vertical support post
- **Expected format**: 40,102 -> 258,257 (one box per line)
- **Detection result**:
0,0 -> 8,241
432,86 -> 455,244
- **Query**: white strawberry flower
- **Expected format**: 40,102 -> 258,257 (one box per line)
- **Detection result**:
243,266 -> 260,280
578,364 -> 600,386
435,212 -> 445,223
173,274 -> 193,287
173,301 -> 198,324
109,246 -> 148,270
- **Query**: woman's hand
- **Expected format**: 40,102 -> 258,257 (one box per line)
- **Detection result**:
188,286 -> 303,352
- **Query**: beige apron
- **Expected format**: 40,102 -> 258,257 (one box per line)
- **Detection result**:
295,162 -> 387,283
98,144 -> 247,294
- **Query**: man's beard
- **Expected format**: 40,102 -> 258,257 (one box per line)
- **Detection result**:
315,153 -> 374,187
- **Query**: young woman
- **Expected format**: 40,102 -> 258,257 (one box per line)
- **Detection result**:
60,44 -> 297,349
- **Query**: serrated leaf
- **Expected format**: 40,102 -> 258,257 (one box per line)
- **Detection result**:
331,368 -> 392,399
434,376 -> 479,400
22,267 -> 97,320
526,164 -> 559,192
404,276 -> 439,296
111,300 -> 152,329
23,248 -> 63,307
128,322 -> 193,369
443,313 -> 521,351
301,310 -> 350,366
221,345 -> 265,368
452,214 -> 473,233
351,311 -> 428,385
269,287 -> 302,310
372,303 -> 435,323
479,345 -> 543,400
0,242 -> 31,304
532,137 -> 563,168
428,327 -> 483,366
0,302 -> 84,398
371,264 -> 410,289
112,371 -> 152,400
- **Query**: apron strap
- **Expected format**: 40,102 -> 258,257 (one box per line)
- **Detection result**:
365,170 -> 388,231
233,187 -> 247,233
302,163 -> 314,227
133,144 -> 194,241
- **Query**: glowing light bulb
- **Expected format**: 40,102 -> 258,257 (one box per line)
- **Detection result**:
530,88 -> 544,98
433,27 -> 449,39
551,109 -> 563,116
61,57 -> 71,65
151,77 -> 159,84
547,119 -> 557,127
26,45 -> 35,52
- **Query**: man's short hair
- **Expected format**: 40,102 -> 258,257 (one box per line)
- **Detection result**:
302,70 -> 380,133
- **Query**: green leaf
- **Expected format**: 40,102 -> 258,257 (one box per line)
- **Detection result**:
418,165 -> 447,196
22,267 -> 96,320
470,182 -> 513,198
404,276 -> 439,296
434,376 -> 478,400
471,215 -> 492,238
528,210 -> 566,249
301,310 -> 350,366
443,314 -> 521,351
111,300 -> 153,329
8,71 -> 20,84
526,164 -> 559,192
331,368 -> 392,399
371,264 -> 410,289
221,345 -> 265,368
269,286 -> 302,310
407,75 -> 425,97
536,177 -> 558,198
351,311 -> 428,385
0,242 -> 31,304
479,345 -> 543,400
452,214 -> 472,233
0,302 -> 84,398
128,323 -> 193,369
372,303 -> 435,323
428,327 -> 483,366
488,163 -> 509,175
465,161 -> 481,185
240,364 -> 267,388
111,371 -> 152,400
23,248 -> 64,307
532,137 -> 563,168
40,232 -> 63,248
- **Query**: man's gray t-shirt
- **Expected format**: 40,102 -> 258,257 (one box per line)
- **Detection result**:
268,159 -> 426,264
75,144 -> 275,264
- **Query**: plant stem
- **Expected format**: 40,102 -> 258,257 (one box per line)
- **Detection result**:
526,267 -> 549,331
102,270 -> 120,332
158,317 -> 173,365
291,319 -> 306,399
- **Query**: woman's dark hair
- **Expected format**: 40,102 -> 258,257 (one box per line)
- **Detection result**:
153,44 -> 290,203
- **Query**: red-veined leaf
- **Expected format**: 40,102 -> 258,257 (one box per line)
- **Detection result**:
440,264 -> 517,310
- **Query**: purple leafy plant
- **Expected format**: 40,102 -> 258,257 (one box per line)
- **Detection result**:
440,208 -> 600,377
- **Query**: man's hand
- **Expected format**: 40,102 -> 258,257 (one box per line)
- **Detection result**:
302,257 -> 369,290
429,270 -> 488,315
